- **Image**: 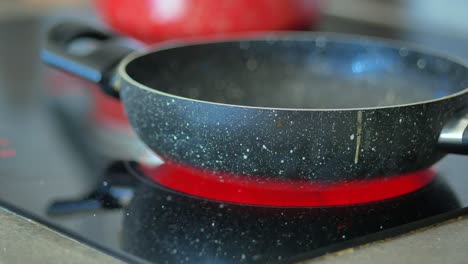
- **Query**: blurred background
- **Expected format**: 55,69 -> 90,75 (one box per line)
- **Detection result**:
1,0 -> 468,252
2,0 -> 468,116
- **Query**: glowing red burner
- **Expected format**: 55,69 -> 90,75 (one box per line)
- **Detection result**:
141,162 -> 436,207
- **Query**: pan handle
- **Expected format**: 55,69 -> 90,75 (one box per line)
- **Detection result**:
41,21 -> 134,98
438,111 -> 468,154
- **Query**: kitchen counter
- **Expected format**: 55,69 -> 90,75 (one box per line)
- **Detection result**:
0,207 -> 121,264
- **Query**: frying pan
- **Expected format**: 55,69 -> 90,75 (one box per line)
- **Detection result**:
42,22 -> 468,181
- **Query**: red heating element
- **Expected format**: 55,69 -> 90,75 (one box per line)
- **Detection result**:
141,162 -> 436,207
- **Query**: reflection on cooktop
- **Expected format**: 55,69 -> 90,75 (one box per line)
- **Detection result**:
40,161 -> 464,264
120,162 -> 460,264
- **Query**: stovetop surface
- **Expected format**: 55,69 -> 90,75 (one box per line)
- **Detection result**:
2,136 -> 468,264
1,11 -> 468,264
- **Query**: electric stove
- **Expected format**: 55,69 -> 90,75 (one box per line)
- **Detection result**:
1,10 -> 468,264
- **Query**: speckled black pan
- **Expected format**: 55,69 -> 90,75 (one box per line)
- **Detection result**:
43,22 -> 468,181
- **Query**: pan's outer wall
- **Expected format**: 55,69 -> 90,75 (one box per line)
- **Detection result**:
120,79 -> 468,181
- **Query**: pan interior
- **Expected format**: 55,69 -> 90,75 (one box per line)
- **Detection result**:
125,36 -> 468,109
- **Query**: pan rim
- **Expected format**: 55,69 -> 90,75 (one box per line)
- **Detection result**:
117,31 -> 468,112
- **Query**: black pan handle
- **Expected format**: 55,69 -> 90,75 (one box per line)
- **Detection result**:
47,162 -> 136,216
438,111 -> 468,154
41,21 -> 134,98
47,199 -> 104,216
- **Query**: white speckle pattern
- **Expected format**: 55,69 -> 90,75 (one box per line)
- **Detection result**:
399,47 -> 409,56
118,35 -> 467,181
417,59 -> 427,69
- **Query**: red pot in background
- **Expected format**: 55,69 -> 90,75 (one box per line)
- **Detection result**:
84,0 -> 320,163
92,0 -> 320,128
95,0 -> 320,44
